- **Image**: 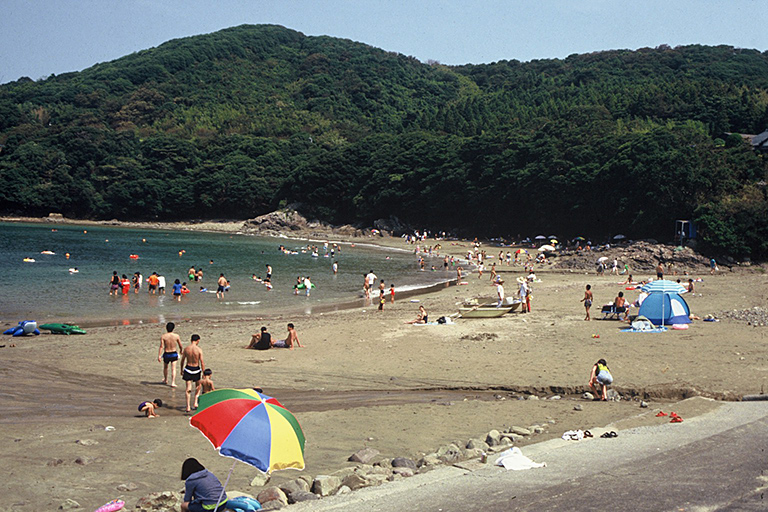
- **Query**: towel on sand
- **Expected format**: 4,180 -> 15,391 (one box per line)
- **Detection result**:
494,447 -> 546,470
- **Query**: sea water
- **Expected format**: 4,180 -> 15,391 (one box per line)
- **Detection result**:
0,222 -> 452,327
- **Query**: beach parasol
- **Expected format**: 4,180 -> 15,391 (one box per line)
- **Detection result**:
573,236 -> 585,241
597,256 -> 609,263
534,235 -> 547,240
550,239 -> 558,245
190,388 -> 305,507
640,280 -> 686,294
538,245 -> 556,252
515,248 -> 527,254
613,234 -> 626,240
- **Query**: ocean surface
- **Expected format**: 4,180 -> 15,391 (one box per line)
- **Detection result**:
0,222 -> 452,327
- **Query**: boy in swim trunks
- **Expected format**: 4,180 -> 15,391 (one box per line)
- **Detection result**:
180,334 -> 205,413
158,322 -> 183,387
139,399 -> 163,418
200,369 -> 215,394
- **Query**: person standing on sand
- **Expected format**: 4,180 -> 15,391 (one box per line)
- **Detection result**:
518,277 -> 529,313
710,258 -> 717,275
589,359 -> 613,401
180,334 -> 205,413
656,262 -> 664,280
390,283 -> 395,303
216,273 -> 227,299
489,263 -> 497,282
495,279 -> 505,307
158,322 -> 183,387
581,284 -> 593,321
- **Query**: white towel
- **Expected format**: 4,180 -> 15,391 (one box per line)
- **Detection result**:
494,447 -> 546,470
561,429 -> 584,441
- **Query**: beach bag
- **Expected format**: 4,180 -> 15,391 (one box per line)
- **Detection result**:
437,316 -> 447,324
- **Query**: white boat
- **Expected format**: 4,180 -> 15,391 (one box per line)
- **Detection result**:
459,302 -> 518,318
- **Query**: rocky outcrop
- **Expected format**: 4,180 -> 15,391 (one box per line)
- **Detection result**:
549,241 -> 710,272
243,209 -> 379,238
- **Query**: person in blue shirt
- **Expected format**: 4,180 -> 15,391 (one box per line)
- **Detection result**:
181,458 -> 228,512
173,279 -> 183,302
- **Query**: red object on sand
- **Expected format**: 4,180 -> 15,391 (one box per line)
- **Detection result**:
670,416 -> 683,423
656,411 -> 668,417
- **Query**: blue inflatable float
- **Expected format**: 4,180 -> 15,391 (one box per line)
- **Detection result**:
3,320 -> 40,336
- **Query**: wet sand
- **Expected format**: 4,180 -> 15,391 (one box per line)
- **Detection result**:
1,239 -> 766,510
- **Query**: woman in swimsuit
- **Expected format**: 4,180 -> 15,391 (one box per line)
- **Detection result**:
405,305 -> 428,324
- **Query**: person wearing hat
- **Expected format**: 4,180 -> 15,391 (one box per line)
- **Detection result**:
518,277 -> 529,313
495,279 -> 505,307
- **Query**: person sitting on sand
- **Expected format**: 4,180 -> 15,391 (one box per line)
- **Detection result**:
622,274 -> 634,285
271,323 -> 303,349
687,278 -> 695,294
139,399 -> 162,418
246,326 -> 272,350
181,458 -> 228,512
200,369 -> 215,394
405,305 -> 428,324
589,359 -> 613,401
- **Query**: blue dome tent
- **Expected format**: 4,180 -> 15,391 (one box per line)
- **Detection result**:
638,290 -> 691,325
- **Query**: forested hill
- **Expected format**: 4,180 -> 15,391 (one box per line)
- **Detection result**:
1,24 -> 768,257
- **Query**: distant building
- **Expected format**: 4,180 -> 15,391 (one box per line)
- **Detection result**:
751,130 -> 768,152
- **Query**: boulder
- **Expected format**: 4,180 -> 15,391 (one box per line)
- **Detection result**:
116,482 -> 138,492
526,395 -> 540,400
250,472 -> 270,487
574,404 -> 584,411
260,500 -> 285,511
75,439 -> 97,446
256,487 -> 287,507
391,457 -> 418,471
463,447 -> 485,459
279,478 -> 310,497
509,426 -> 531,436
436,443 -> 463,464
58,499 -> 81,510
311,475 -> 342,497
358,465 -> 392,477
485,429 -> 502,447
74,456 -> 94,465
335,485 -> 352,495
47,458 -> 65,466
467,438 -> 490,451
533,427 -> 546,434
348,447 -> 380,464
135,491 -> 183,511
341,474 -> 369,491
392,467 -> 415,477
607,389 -> 621,401
500,433 -> 520,443
374,458 -> 393,469
289,491 -> 319,503
582,392 -> 595,400
417,454 -> 441,468
330,467 -> 357,479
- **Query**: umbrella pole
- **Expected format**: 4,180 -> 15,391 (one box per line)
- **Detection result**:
214,460 -> 236,510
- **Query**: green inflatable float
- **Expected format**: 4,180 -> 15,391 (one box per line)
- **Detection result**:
39,323 -> 87,335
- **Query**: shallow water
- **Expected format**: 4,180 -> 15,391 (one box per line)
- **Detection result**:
0,222 -> 451,326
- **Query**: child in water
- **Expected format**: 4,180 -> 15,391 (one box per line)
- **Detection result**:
139,399 -> 163,418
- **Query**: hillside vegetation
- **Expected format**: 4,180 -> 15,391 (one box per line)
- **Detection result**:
1,25 -> 767,257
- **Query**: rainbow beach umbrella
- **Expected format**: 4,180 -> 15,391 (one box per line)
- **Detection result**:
190,388 -> 305,473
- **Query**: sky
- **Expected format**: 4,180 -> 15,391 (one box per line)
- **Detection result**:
1,0 -> 767,84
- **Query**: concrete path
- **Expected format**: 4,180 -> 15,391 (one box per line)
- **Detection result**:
292,400 -> 768,511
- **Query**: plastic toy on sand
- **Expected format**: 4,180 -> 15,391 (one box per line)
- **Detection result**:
3,321 -> 40,336
93,499 -> 125,512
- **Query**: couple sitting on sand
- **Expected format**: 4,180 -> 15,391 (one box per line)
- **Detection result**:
246,324 -> 303,350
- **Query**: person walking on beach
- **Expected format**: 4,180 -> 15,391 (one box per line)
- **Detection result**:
216,273 -> 227,299
158,322 -> 183,387
581,284 -> 593,321
489,263 -> 497,282
200,369 -> 215,394
710,258 -> 717,275
656,262 -> 664,280
390,283 -> 395,303
589,359 -> 613,401
518,277 -> 529,313
180,334 -> 205,412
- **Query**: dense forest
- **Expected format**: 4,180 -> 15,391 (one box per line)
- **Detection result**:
1,25 -> 767,258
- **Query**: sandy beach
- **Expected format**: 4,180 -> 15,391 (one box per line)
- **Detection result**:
1,230 -> 767,510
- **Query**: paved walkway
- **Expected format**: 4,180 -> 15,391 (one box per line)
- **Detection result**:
292,400 -> 768,511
